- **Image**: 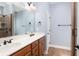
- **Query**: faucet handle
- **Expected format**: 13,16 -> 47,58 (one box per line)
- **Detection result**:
9,39 -> 13,43
3,40 -> 7,45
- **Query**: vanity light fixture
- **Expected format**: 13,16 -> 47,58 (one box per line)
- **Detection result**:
25,2 -> 36,11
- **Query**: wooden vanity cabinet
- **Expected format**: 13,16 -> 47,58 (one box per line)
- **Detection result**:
11,36 -> 46,56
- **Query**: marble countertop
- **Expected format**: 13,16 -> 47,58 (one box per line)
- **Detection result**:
0,32 -> 45,56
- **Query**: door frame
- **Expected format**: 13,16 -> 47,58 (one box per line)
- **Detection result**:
71,2 -> 77,56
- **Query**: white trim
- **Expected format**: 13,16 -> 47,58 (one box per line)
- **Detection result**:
49,44 -> 71,50
44,50 -> 48,55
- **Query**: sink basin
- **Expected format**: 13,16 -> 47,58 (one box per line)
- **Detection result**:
0,42 -> 22,56
0,42 -> 22,52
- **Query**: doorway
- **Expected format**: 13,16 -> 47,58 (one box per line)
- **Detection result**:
48,2 -> 72,56
0,15 -> 12,38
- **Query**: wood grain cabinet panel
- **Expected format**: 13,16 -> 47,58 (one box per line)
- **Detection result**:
32,40 -> 38,48
39,43 -> 44,55
38,36 -> 46,56
25,52 -> 31,56
32,46 -> 39,56
39,43 -> 45,55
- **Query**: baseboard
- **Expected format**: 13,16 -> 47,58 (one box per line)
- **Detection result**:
49,44 -> 71,50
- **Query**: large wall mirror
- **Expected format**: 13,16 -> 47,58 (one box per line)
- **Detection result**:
0,2 -> 35,38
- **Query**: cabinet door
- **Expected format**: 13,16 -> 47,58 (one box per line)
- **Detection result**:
39,43 -> 45,56
32,46 -> 39,56
39,37 -> 46,56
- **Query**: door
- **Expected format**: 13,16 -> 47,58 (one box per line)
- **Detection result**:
50,2 -> 72,52
0,15 -> 12,38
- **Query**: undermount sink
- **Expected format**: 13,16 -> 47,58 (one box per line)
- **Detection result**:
0,42 -> 22,55
0,42 -> 22,51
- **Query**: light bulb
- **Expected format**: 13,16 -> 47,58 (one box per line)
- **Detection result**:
30,4 -> 36,11
25,3 -> 36,12
25,3 -> 31,11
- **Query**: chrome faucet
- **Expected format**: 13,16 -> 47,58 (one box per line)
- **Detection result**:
3,39 -> 13,45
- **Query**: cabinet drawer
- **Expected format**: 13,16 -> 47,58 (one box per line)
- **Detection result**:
25,52 -> 31,56
12,45 -> 31,56
32,40 -> 38,48
38,36 -> 46,56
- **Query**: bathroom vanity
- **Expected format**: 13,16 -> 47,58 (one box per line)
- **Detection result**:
11,36 -> 46,56
0,32 -> 46,56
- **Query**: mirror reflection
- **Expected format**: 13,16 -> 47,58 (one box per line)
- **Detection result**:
0,15 -> 12,38
0,2 -> 36,38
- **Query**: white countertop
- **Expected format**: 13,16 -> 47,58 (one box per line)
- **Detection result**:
0,32 -> 45,56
